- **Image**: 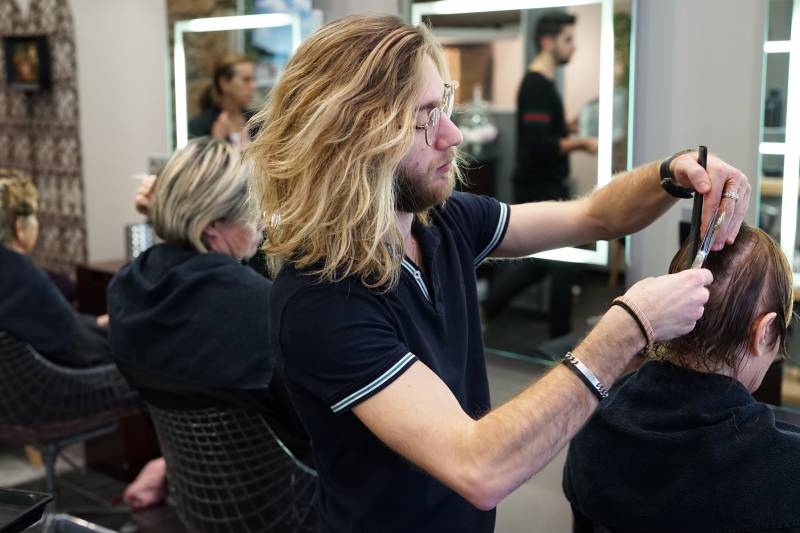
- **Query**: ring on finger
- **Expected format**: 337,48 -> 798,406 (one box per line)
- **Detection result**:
722,191 -> 739,201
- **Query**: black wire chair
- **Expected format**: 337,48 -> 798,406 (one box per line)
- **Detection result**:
0,332 -> 139,502
147,404 -> 317,533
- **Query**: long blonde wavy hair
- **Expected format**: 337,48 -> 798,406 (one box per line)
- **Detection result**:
247,15 -> 451,290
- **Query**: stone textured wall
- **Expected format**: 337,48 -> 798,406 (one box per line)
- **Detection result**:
0,0 -> 86,277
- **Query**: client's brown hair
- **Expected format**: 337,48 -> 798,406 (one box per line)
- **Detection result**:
653,224 -> 793,376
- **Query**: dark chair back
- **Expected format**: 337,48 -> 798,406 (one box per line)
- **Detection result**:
0,332 -> 138,442
148,404 -> 317,533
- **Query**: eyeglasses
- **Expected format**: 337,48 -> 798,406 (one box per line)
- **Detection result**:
415,81 -> 458,147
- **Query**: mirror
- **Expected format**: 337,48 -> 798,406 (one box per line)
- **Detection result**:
412,0 -> 633,267
758,0 -> 800,407
172,13 -> 304,149
411,0 -> 635,357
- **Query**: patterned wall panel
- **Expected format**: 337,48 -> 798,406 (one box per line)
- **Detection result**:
0,0 -> 86,278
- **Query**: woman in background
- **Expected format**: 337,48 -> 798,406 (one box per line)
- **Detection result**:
109,137 -> 311,509
0,172 -> 110,367
188,54 -> 256,144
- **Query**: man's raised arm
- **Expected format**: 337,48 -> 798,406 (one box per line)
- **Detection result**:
495,152 -> 751,258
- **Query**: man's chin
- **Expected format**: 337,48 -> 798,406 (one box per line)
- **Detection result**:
395,170 -> 456,213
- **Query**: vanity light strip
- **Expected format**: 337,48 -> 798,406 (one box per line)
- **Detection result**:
760,142 -> 787,155
412,0 -> 600,21
764,41 -> 792,54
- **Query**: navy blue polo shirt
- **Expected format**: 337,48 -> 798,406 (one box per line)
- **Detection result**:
271,192 -> 509,533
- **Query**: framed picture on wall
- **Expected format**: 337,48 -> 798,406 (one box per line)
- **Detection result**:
3,35 -> 51,91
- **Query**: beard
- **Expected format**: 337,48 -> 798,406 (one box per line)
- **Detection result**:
555,49 -> 572,66
394,161 -> 455,213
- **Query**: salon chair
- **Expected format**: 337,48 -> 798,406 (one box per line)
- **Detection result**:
147,404 -> 318,533
0,332 -> 139,507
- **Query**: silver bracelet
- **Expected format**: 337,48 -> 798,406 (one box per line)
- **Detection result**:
563,352 -> 609,401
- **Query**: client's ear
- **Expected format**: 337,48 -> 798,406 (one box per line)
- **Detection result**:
201,221 -> 222,250
752,312 -> 778,357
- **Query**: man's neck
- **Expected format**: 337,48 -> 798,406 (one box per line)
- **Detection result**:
529,52 -> 557,80
396,210 -> 414,239
396,210 -> 416,260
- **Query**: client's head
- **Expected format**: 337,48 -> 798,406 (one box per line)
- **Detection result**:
654,224 -> 793,392
0,171 -> 39,254
150,137 -> 260,260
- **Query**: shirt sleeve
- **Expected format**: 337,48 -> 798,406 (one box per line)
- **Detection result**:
443,191 -> 510,267
277,285 -> 418,415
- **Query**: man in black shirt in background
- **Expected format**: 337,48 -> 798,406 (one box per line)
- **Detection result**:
483,12 -> 597,339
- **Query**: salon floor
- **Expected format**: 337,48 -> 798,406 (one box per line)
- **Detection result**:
484,267 -> 624,532
0,269 -> 619,532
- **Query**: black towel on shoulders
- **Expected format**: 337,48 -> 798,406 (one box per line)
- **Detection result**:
107,243 -> 311,465
564,360 -> 800,533
0,245 -> 109,367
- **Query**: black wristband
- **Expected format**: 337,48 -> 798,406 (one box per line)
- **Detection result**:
659,149 -> 695,198
562,352 -> 609,401
610,300 -> 650,354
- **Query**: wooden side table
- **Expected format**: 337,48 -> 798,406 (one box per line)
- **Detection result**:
76,260 -> 127,315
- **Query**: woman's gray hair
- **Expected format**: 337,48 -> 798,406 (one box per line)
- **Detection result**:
150,137 -> 257,252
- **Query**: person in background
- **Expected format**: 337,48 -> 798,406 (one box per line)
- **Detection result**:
188,54 -> 257,144
0,172 -> 111,367
564,224 -> 799,532
109,137 -> 311,510
483,12 -> 599,340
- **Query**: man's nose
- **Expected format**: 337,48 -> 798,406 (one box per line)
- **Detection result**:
434,114 -> 463,150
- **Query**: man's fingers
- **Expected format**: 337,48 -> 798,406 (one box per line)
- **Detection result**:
684,162 -> 710,194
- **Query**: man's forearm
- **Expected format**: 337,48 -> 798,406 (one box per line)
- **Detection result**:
465,306 -> 643,509
586,160 -> 678,240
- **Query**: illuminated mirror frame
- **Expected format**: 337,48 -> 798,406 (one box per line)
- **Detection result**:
759,1 -> 800,276
411,0 -> 629,266
173,13 -> 302,149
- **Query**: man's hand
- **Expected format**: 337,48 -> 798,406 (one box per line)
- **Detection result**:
582,137 -> 598,154
623,268 -> 714,341
670,152 -> 751,250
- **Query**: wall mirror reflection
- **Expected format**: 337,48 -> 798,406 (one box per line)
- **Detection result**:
410,0 -> 634,360
173,13 -> 304,149
758,0 -> 800,407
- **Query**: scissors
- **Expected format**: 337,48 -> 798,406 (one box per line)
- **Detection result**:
687,145 -> 726,269
690,207 -> 726,269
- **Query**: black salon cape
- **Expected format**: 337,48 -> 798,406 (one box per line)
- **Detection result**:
563,360 -> 800,533
0,245 -> 110,367
108,243 -> 311,465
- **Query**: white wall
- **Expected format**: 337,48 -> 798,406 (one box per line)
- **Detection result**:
491,36 -> 524,111
565,3 -> 601,198
627,0 -> 764,283
70,0 -> 169,262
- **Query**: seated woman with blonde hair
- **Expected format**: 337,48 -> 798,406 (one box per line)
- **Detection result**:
564,224 -> 799,532
108,137 -> 311,509
0,172 -> 111,367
